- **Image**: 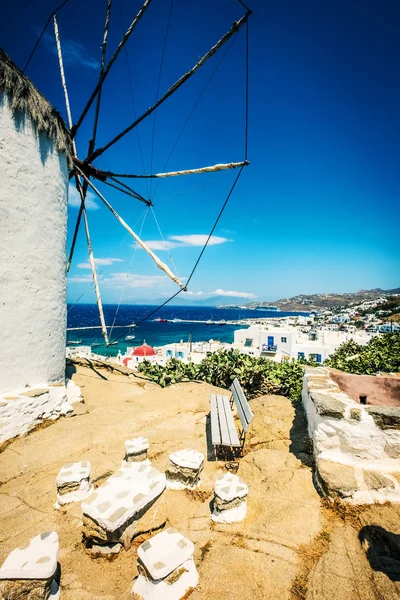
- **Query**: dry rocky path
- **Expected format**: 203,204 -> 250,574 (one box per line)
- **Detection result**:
0,362 -> 399,599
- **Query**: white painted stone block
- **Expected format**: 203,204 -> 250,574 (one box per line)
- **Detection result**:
0,531 -> 59,579
82,461 -> 166,543
132,528 -> 198,600
214,472 -> 248,502
211,473 -> 248,523
0,385 -> 67,444
170,449 -> 204,471
166,449 -> 204,490
211,501 -> 247,524
125,437 -> 149,462
56,460 -> 93,507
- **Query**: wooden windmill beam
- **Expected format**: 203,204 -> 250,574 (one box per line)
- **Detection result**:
105,160 -> 250,179
54,15 -> 110,345
71,0 -> 153,137
75,166 -> 187,291
86,10 -> 251,162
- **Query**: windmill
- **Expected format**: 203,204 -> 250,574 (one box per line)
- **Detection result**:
28,0 -> 251,347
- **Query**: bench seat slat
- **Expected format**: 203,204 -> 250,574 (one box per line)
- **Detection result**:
216,395 -> 231,446
210,394 -> 221,446
231,378 -> 254,433
219,395 -> 241,447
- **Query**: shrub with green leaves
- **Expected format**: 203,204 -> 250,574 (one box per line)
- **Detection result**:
138,349 -> 306,402
325,332 -> 400,374
137,333 -> 399,401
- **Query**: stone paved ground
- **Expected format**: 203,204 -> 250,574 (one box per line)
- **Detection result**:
0,362 -> 399,599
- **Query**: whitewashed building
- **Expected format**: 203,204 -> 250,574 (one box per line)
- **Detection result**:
157,339 -> 232,365
233,325 -> 373,363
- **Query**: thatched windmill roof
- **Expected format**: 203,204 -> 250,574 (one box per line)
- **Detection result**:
0,48 -> 71,153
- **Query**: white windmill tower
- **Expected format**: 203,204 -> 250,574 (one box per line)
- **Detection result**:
0,49 -> 71,394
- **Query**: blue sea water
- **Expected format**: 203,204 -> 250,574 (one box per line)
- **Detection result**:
67,304 -> 308,356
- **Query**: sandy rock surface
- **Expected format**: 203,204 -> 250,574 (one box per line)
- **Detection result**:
0,363 -> 399,599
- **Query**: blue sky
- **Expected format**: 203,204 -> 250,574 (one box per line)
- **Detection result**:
2,0 -> 399,303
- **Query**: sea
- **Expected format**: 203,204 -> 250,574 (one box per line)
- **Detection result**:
67,304 -> 308,357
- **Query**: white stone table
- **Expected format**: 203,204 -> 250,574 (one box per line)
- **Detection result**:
82,461 -> 166,549
211,472 -> 248,523
55,460 -> 93,507
125,437 -> 149,462
166,449 -> 204,490
132,528 -> 198,600
0,531 -> 60,599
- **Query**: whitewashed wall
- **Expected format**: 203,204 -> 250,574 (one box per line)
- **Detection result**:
0,92 -> 68,394
302,367 -> 400,503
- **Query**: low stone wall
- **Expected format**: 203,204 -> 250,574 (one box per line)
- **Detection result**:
0,378 -> 82,444
302,367 -> 400,503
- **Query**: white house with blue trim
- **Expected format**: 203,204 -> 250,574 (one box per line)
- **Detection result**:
233,325 -> 372,363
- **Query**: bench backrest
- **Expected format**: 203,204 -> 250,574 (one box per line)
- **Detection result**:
230,378 -> 254,433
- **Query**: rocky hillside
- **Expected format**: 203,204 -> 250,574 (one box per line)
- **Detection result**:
246,287 -> 400,312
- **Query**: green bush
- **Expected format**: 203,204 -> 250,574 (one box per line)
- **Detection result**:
138,349 -> 307,402
137,333 -> 400,401
325,332 -> 400,374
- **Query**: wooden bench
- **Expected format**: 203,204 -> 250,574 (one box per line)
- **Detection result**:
210,378 -> 254,458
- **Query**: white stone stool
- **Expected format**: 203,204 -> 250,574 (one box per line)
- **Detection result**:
0,531 -> 60,599
211,472 -> 248,523
55,460 -> 93,507
132,528 -> 198,600
125,437 -> 149,462
166,449 -> 204,490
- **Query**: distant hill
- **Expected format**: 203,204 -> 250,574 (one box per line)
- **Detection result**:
244,287 -> 400,312
137,295 -> 243,307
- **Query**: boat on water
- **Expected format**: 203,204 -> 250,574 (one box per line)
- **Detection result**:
67,339 -> 81,344
125,335 -> 136,340
217,320 -> 227,326
171,318 -> 183,323
154,318 -> 168,323
205,320 -> 213,325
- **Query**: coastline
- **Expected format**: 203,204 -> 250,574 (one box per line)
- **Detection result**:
66,304 -> 310,356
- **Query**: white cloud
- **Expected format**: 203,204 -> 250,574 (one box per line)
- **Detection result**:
68,184 -> 99,211
138,234 -> 231,251
185,290 -> 204,296
169,235 -> 230,246
210,289 -> 256,298
77,258 -> 124,269
141,240 -> 181,251
42,30 -> 99,70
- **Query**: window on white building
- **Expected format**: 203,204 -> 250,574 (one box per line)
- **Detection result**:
281,337 -> 287,343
